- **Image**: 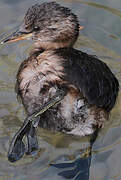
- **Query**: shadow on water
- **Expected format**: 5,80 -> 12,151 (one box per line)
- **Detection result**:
0,0 -> 121,180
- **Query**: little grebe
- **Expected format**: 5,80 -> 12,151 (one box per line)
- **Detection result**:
1,2 -> 119,162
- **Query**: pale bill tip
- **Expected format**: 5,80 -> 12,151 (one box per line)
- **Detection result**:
0,41 -> 4,45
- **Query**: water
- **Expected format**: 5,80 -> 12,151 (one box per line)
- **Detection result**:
0,0 -> 121,180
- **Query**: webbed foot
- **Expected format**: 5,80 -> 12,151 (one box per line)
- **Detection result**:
8,117 -> 39,162
26,123 -> 38,155
50,130 -> 99,179
8,118 -> 30,162
51,156 -> 91,180
8,88 -> 66,162
8,138 -> 25,162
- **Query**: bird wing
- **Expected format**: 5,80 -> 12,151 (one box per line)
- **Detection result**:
62,49 -> 119,112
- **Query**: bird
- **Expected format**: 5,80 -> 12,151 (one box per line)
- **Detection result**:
1,2 -> 119,163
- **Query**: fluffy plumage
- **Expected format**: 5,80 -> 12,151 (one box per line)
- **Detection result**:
7,2 -> 119,162
16,2 -> 119,135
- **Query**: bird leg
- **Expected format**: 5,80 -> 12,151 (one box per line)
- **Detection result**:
28,88 -> 66,127
25,88 -> 66,154
81,129 -> 99,158
8,88 -> 66,162
50,129 -> 99,180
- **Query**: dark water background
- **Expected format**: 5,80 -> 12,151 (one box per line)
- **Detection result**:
0,0 -> 121,179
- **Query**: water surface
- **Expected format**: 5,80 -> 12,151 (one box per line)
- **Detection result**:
0,0 -> 121,180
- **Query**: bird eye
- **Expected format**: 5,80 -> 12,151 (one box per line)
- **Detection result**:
34,26 -> 40,31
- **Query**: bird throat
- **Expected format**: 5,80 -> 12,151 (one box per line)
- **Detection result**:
34,39 -> 74,50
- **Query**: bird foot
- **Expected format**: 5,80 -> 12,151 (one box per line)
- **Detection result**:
51,156 -> 91,180
26,124 -> 38,155
8,88 -> 66,162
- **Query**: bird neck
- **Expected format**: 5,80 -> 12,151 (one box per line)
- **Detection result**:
33,40 -> 74,51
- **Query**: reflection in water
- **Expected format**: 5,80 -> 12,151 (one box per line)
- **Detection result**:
0,0 -> 121,180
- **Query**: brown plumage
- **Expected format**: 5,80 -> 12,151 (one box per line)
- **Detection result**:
1,2 -> 119,162
17,48 -> 113,135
